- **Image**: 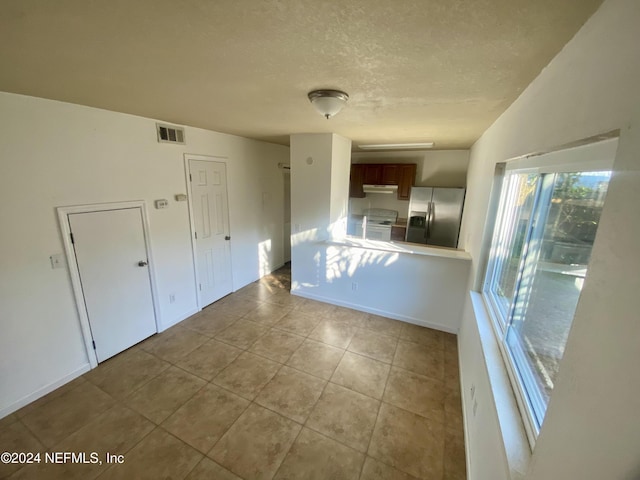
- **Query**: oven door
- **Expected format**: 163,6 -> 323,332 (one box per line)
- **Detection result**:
364,224 -> 392,241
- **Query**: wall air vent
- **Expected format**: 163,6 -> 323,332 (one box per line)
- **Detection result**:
156,123 -> 186,145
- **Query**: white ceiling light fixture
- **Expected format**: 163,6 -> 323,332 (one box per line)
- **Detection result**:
358,142 -> 435,150
308,90 -> 349,119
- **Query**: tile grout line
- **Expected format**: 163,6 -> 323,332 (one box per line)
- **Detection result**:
181,315 -> 242,339
12,279 -> 462,480
86,354 -> 173,405
154,377 -> 210,424
247,339 -> 302,370
124,330 -> 251,438
176,453 -> 208,480
14,375 -> 88,420
224,284 -> 454,478
203,362 -> 283,478
92,414 -> 163,478
269,339 -> 350,480
17,375 -> 137,472
6,417 -> 49,479
185,300 -> 456,475
246,365 -> 391,461
201,394 -> 254,471
267,409 -> 305,480
372,323 -> 453,479
13,415 -> 46,450
358,334 -> 398,480
19,384 -> 117,453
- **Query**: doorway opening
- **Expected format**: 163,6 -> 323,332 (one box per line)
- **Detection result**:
283,167 -> 291,263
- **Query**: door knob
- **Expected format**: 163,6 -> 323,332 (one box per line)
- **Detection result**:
225,236 -> 231,241
138,261 -> 148,267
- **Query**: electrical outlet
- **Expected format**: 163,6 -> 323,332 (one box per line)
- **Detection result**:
351,282 -> 358,291
470,384 -> 476,399
169,294 -> 176,304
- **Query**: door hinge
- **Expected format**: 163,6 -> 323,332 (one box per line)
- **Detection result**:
199,283 -> 202,291
195,231 -> 198,239
92,340 -> 96,350
189,173 -> 192,182
70,232 -> 75,244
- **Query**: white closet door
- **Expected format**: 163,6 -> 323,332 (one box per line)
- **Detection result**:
69,207 -> 156,362
189,159 -> 233,307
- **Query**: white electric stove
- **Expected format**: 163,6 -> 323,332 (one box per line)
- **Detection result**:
354,208 -> 398,241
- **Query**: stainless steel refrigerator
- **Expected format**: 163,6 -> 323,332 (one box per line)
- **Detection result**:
405,187 -> 465,248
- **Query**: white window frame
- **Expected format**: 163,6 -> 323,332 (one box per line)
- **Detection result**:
481,138 -> 618,446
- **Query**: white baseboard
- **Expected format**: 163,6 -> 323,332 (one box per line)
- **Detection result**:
0,364 -> 91,419
159,307 -> 200,332
230,263 -> 288,295
270,263 -> 285,272
458,342 -> 474,480
291,289 -> 458,334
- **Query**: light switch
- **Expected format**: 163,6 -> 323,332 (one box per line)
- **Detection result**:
50,254 -> 65,269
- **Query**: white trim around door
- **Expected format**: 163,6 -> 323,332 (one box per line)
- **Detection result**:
183,154 -> 234,309
57,200 -> 161,368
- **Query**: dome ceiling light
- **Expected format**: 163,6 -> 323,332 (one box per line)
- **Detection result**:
307,90 -> 349,119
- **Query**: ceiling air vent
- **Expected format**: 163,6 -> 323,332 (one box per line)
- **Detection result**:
156,123 -> 186,145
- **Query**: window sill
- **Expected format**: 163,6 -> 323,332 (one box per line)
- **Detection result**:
469,291 -> 532,479
326,237 -> 472,261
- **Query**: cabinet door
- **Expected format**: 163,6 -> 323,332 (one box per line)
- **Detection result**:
381,165 -> 399,185
363,165 -> 381,184
397,164 -> 417,200
391,225 -> 406,241
349,164 -> 366,198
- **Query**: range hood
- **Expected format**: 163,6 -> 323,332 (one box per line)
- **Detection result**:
363,184 -> 398,194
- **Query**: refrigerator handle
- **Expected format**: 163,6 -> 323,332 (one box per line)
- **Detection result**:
426,202 -> 432,239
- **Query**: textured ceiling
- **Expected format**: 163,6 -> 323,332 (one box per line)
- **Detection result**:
0,0 -> 603,149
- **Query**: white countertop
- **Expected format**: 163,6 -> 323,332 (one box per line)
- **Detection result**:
324,237 -> 472,261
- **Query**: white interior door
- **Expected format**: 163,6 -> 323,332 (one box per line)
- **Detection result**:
68,208 -> 157,363
189,159 -> 233,307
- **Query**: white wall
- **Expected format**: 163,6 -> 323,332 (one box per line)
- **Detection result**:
0,92 -> 288,417
457,0 -> 640,478
350,150 -> 469,218
295,243 -> 471,333
330,135 -> 352,232
290,134 -> 336,241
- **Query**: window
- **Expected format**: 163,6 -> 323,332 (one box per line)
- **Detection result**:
483,140 -> 616,441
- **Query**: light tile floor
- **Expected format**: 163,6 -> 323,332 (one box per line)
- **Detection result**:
1,265 -> 466,480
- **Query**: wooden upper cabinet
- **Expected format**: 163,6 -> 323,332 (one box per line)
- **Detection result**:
397,164 -> 417,200
349,164 -> 366,198
380,165 -> 398,185
349,163 -> 416,200
362,164 -> 381,184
